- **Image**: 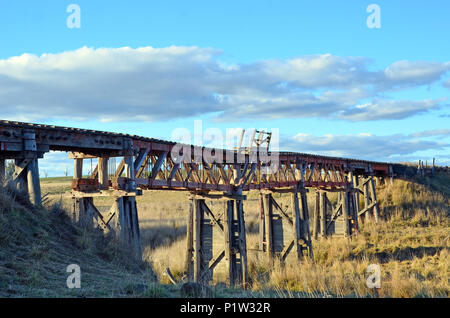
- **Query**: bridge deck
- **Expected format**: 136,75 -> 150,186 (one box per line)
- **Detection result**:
0,120 -> 395,192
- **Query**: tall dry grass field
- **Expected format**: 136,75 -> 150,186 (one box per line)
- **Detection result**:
38,172 -> 449,297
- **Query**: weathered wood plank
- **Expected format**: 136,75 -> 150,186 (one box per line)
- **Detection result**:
193,199 -> 202,283
98,157 -> 109,190
236,200 -> 249,289
320,191 -> 327,238
313,191 -> 320,240
184,200 -> 194,279
263,194 -> 273,258
224,200 -> 234,286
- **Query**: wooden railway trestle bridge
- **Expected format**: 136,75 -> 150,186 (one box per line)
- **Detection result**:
0,120 -> 397,288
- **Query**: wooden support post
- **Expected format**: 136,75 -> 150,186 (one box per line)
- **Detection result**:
114,197 -> 126,238
353,175 -> 360,214
104,152 -> 141,260
236,199 -> 249,289
27,159 -> 41,206
72,159 -> 83,223
114,197 -> 142,260
319,191 -> 327,238
258,193 -> 265,251
291,191 -> 302,259
76,197 -> 94,228
350,189 -> 359,234
263,194 -> 273,258
71,198 -> 80,224
369,177 -> 380,223
14,159 -> 28,192
74,158 -> 83,179
389,165 -> 394,185
262,188 -> 313,261
224,200 -> 234,286
98,157 -> 109,190
342,190 -> 350,237
193,199 -> 203,283
0,159 -> 5,184
21,130 -> 40,204
186,195 -> 248,287
313,191 -> 320,240
185,199 -> 194,280
348,172 -> 359,235
363,180 -> 371,222
298,188 -> 313,258
127,197 -> 142,259
114,196 -> 141,258
124,155 -> 136,191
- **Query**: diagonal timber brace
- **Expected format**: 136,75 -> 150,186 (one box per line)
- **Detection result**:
259,185 -> 313,261
312,184 -> 360,238
185,195 -> 249,289
71,151 -> 142,260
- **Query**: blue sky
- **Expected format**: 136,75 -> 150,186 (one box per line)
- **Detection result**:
0,1 -> 449,176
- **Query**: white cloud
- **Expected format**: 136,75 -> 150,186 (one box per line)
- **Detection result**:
0,46 -> 448,123
259,54 -> 377,88
283,132 -> 449,161
338,98 -> 446,121
383,60 -> 450,87
409,129 -> 450,138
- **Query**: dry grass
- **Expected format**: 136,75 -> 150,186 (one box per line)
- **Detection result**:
143,174 -> 450,298
0,184 -> 159,297
35,171 -> 450,298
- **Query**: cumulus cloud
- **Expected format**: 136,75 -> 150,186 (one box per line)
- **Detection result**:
409,129 -> 450,138
0,46 -> 448,122
383,60 -> 450,88
282,132 -> 449,161
338,98 -> 446,121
